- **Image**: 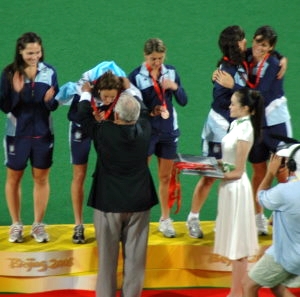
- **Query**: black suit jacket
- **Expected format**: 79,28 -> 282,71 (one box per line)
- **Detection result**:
77,99 -> 158,212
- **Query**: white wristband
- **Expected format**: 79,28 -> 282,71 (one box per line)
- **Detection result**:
80,91 -> 92,102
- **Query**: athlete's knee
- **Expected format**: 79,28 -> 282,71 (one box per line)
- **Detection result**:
32,169 -> 50,185
159,173 -> 171,185
73,171 -> 86,183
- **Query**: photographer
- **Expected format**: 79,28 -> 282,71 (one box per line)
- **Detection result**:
243,144 -> 300,297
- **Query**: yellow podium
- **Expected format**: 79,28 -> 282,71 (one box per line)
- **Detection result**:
0,222 -> 272,293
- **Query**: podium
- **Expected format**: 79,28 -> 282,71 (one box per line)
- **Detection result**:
0,222 -> 272,293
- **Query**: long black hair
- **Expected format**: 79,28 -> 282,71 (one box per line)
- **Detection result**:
217,25 -> 245,67
234,88 -> 264,141
4,32 -> 43,81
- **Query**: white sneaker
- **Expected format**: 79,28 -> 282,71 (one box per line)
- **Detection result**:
186,218 -> 203,238
31,223 -> 49,243
9,222 -> 24,243
158,218 -> 176,238
256,213 -> 269,236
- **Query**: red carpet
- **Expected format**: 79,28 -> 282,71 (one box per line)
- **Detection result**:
1,288 -> 300,297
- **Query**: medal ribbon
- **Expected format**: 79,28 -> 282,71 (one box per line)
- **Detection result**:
242,53 -> 270,88
89,78 -> 121,120
168,162 -> 215,214
90,92 -> 121,120
145,64 -> 167,109
223,53 -> 270,89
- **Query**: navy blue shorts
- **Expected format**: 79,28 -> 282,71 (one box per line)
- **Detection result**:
148,132 -> 178,159
4,135 -> 54,170
248,122 -> 292,163
70,125 -> 92,165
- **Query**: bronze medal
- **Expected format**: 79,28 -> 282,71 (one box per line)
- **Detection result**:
161,110 -> 170,119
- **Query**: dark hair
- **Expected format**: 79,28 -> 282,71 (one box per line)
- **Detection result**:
4,32 -> 44,84
234,88 -> 264,140
144,38 -> 166,55
5,32 -> 44,77
253,25 -> 277,49
217,25 -> 245,66
92,70 -> 123,98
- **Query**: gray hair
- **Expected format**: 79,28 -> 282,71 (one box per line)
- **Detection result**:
114,93 -> 140,122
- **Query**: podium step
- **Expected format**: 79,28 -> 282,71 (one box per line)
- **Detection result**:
0,222 -> 273,293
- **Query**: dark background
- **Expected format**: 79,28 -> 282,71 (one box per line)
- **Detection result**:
0,0 -> 299,226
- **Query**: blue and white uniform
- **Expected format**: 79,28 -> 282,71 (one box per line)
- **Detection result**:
0,62 -> 59,170
246,51 -> 292,163
128,63 -> 188,159
56,61 -> 142,165
202,61 -> 246,159
67,94 -> 117,164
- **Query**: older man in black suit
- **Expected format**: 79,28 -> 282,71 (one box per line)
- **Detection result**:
78,87 -> 158,297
